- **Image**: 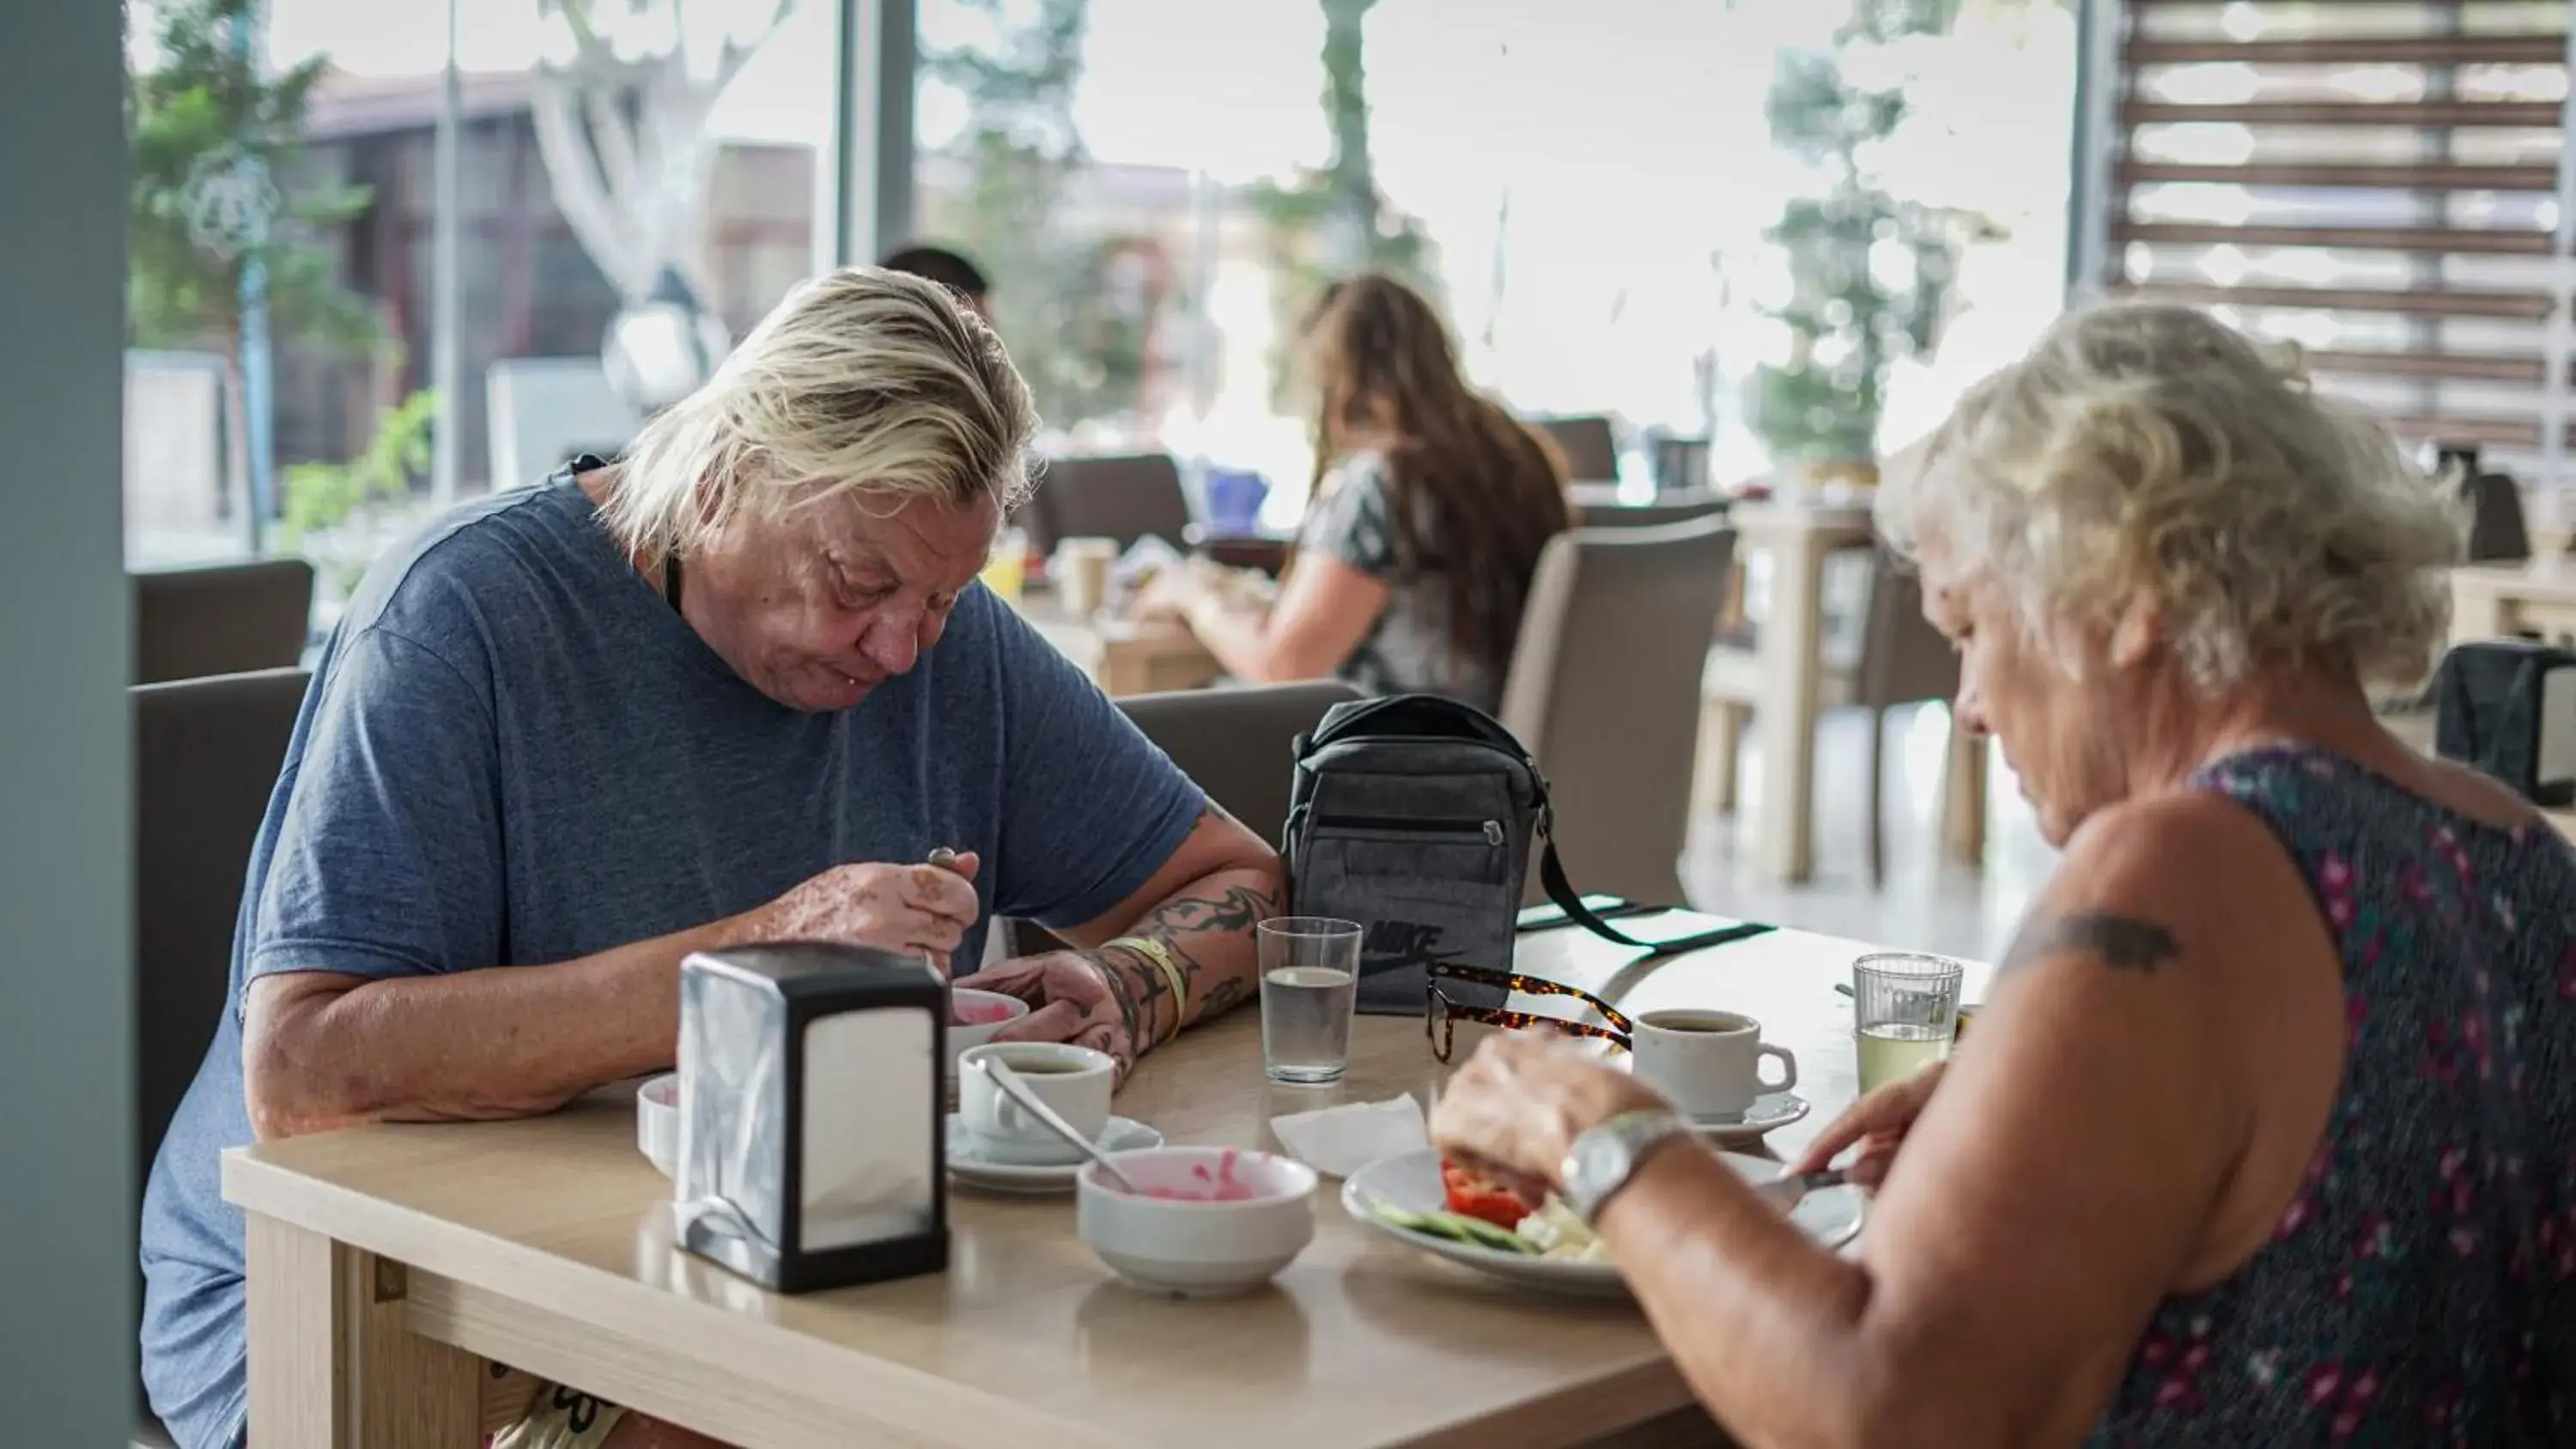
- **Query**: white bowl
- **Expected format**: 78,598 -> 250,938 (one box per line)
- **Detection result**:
637,1073 -> 678,1176
1076,1147 -> 1318,1298
948,987 -> 1030,1078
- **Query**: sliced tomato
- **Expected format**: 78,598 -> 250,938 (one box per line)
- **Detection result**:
1440,1159 -> 1531,1230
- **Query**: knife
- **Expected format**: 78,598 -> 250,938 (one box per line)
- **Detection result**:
1752,1167 -> 1848,1208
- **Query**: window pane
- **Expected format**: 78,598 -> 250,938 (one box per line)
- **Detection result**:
911,0 -> 2075,511
125,0 -> 838,642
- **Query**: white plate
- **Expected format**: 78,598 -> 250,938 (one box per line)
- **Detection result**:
946,1115 -> 1163,1195
1343,1147 -> 1864,1298
1685,1092 -> 1811,1145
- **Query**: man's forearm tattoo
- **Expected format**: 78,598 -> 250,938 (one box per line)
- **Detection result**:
2002,910 -> 2180,976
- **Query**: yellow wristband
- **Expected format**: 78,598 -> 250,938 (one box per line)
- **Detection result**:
1106,936 -> 1188,1041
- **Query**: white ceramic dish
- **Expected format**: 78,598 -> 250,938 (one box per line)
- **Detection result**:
947,1114 -> 1163,1194
1076,1146 -> 1318,1297
636,1073 -> 678,1176
1344,1147 -> 1864,1298
1686,1092 -> 1812,1145
948,988 -> 1030,1078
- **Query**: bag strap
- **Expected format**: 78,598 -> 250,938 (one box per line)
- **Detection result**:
1533,808 -> 1775,957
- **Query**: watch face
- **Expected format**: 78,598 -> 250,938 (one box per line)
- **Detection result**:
1571,1131 -> 1628,1201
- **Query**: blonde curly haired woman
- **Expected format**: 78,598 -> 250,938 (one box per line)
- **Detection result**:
1433,303 -> 2576,1446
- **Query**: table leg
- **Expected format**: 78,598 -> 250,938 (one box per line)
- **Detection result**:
245,1211 -> 482,1448
1939,716 -> 1987,868
1753,537 -> 1828,884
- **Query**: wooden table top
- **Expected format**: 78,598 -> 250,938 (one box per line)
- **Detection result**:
224,926 -> 1992,1449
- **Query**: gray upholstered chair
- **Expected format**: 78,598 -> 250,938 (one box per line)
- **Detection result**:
132,558 -> 314,684
1574,494 -> 1728,530
1498,517 -> 1737,906
1531,415 -> 1620,482
2462,470 -> 2530,564
1003,682 -> 1362,956
1025,452 -> 1194,555
131,666 -> 309,1446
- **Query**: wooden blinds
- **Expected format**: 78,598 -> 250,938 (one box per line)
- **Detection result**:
2075,0 -> 2575,480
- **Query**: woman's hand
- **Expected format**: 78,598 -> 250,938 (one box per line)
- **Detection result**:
953,951 -> 1141,1082
1430,1030 -> 1666,1197
1128,561 -> 1217,622
1787,1058 -> 1948,1186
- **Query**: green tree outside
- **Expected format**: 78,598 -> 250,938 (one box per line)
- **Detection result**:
1246,0 -> 1440,414
916,0 -> 1163,434
1751,0 -> 2001,470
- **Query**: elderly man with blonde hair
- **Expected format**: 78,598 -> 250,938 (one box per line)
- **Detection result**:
139,269 -> 1282,1449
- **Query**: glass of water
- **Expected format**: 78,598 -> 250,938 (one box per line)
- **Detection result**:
1259,917 -> 1364,1085
1851,952 -> 1965,1095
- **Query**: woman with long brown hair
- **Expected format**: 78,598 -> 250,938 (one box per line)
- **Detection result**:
1150,273 -> 1571,709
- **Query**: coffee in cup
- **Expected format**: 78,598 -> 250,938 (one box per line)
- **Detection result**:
957,1041 -> 1115,1165
1631,1009 -> 1797,1120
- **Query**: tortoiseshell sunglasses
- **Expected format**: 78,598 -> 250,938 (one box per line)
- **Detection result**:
1423,961 -> 1633,1063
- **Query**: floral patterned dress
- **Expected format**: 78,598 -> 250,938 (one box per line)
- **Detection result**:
2087,745 -> 2576,1446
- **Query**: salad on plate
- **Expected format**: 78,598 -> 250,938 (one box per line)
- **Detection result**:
1365,1160 -> 1608,1262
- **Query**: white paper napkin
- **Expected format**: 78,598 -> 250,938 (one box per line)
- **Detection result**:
1269,1094 -> 1430,1178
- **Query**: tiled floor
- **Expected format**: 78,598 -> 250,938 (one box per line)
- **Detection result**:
1680,702 -> 2054,964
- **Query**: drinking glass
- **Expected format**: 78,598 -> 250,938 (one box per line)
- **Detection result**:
1258,918 -> 1364,1084
978,526 -> 1028,603
1850,952 -> 1964,1094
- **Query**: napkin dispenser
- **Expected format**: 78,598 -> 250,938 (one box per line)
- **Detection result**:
2433,639 -> 2576,806
674,943 -> 948,1294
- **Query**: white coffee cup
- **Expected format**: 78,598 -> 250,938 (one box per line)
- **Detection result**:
957,1041 -> 1115,1166
1631,1009 -> 1797,1120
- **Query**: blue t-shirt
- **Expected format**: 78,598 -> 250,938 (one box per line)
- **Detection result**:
137,480 -> 1204,1449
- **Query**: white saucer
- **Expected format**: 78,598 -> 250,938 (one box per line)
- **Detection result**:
1683,1092 -> 1810,1144
945,1114 -> 1163,1194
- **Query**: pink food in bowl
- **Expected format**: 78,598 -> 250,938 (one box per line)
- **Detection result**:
951,996 -> 1018,1027
1127,1150 -> 1264,1201
1090,1147 -> 1312,1203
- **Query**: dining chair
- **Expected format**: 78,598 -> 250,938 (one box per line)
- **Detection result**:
131,665 -> 310,1446
1650,434 -> 1712,495
132,557 -> 315,684
1025,452 -> 1194,555
2462,470 -> 2530,564
1531,415 -> 1620,482
1000,681 -> 1363,958
1698,548 -> 1959,885
1573,494 -> 1728,530
1498,517 -> 1737,907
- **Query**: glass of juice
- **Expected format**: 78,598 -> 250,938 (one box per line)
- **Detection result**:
1851,952 -> 1964,1094
979,526 -> 1028,603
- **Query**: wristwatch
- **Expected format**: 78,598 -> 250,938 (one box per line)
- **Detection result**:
1558,1108 -> 1696,1223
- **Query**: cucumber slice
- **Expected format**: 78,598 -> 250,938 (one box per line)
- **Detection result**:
1368,1201 -> 1539,1255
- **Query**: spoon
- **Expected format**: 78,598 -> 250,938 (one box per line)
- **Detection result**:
974,1055 -> 1145,1195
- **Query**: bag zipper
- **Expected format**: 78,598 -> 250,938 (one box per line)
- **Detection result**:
1309,813 -> 1508,846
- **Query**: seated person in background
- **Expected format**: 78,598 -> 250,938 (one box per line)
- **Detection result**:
138,267 -> 1280,1449
1433,302 -> 2576,1446
878,241 -> 992,319
1144,272 -> 1571,712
